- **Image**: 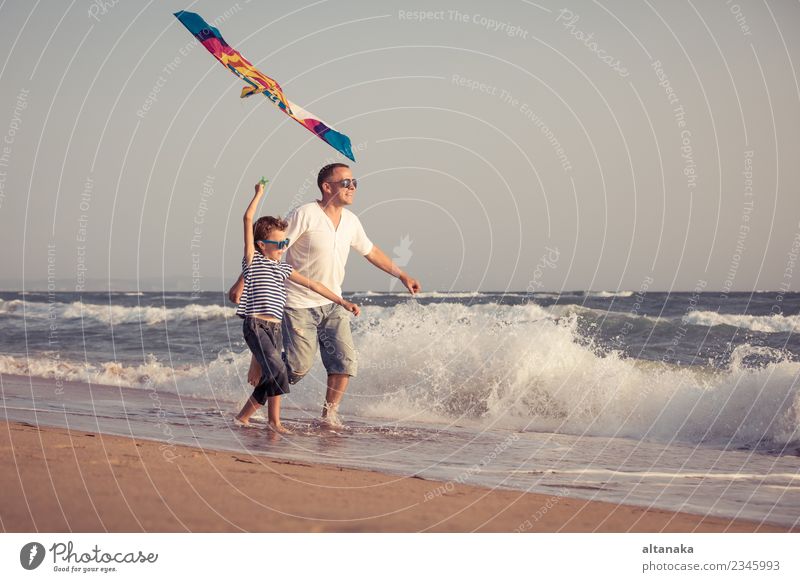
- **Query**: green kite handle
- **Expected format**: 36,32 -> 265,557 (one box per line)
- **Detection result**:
259,176 -> 269,186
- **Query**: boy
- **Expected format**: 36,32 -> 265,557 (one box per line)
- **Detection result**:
234,180 -> 360,433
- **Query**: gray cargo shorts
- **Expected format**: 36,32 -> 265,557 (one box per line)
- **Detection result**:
281,303 -> 357,383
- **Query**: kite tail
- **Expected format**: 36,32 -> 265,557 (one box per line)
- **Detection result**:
320,127 -> 355,162
287,99 -> 355,161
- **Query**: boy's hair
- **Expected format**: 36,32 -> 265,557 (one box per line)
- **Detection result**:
317,163 -> 350,191
253,216 -> 288,241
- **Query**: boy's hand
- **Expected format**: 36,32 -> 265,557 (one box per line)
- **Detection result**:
341,300 -> 361,317
254,181 -> 265,196
247,356 -> 261,387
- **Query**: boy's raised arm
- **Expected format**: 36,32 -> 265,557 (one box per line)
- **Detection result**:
243,182 -> 265,265
287,271 -> 360,316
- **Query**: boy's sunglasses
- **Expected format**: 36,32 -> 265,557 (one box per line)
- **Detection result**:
325,178 -> 357,189
258,238 -> 290,250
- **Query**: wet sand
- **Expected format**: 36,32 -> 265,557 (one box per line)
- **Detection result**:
0,420 -> 790,532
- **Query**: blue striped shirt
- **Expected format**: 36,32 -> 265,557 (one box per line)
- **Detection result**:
236,253 -> 294,320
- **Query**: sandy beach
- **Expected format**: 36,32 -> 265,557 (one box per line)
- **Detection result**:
0,420 -> 790,533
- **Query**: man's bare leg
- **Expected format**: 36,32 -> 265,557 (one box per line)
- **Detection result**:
322,374 -> 349,425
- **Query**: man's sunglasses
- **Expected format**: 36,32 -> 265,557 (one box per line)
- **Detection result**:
325,178 -> 357,189
258,238 -> 290,250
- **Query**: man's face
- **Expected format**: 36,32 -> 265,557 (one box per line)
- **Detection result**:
327,166 -> 356,205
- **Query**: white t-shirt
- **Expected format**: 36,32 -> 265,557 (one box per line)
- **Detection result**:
283,201 -> 374,308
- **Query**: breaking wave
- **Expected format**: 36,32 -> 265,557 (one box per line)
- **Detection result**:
588,290 -> 635,298
5,302 -> 798,451
0,298 -> 234,325
683,310 -> 800,333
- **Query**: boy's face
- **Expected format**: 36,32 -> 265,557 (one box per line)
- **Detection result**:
257,228 -> 287,261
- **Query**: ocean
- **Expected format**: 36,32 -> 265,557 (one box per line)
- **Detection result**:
1,290 -> 799,527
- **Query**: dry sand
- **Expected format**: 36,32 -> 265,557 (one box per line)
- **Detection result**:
0,421 -> 791,532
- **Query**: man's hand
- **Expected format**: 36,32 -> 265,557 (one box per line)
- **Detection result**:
400,273 -> 421,295
341,300 -> 361,317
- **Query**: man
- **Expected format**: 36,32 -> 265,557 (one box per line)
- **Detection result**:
230,163 -> 421,425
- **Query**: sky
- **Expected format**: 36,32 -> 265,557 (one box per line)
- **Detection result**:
0,0 -> 798,293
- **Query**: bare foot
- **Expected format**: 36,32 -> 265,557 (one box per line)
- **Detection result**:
267,421 -> 293,435
233,416 -> 250,428
321,403 -> 344,428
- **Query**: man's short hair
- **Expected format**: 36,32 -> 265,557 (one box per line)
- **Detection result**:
317,163 -> 350,191
253,216 -> 288,241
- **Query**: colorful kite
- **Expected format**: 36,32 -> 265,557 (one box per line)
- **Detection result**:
174,10 -> 355,161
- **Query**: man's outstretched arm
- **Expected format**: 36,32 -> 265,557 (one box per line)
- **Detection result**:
364,245 -> 421,294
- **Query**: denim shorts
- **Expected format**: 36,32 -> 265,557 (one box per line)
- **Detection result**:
242,317 -> 290,403
281,303 -> 357,383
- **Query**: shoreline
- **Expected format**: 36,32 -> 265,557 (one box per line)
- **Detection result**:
0,420 -> 791,532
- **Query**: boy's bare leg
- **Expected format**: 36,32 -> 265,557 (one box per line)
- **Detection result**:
267,396 -> 292,434
247,355 -> 262,386
235,396 -> 260,426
